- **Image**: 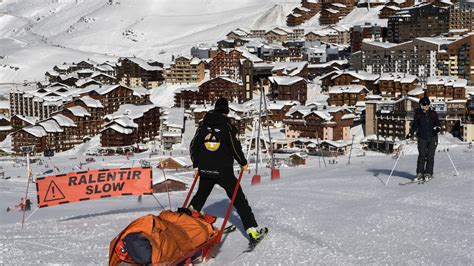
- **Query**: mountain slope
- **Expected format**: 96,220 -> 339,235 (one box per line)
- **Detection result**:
0,0 -> 299,83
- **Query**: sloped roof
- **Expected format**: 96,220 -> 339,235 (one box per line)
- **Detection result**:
67,106 -> 91,117
81,84 -> 131,95
39,119 -> 63,133
102,124 -> 134,135
23,126 -> 47,137
107,104 -> 156,120
163,107 -> 185,129
79,95 -> 104,108
268,76 -> 305,86
328,85 -> 369,94
51,114 -> 76,127
124,57 -> 163,71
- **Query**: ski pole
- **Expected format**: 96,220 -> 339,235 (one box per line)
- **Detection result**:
385,149 -> 402,186
347,134 -> 355,165
446,149 -> 459,176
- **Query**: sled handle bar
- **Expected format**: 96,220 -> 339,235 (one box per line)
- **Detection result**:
182,171 -> 199,208
216,167 -> 245,243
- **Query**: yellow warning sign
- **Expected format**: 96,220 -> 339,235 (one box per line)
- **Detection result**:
44,180 -> 66,203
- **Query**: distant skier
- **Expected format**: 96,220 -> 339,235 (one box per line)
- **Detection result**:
406,97 -> 441,182
189,97 -> 263,244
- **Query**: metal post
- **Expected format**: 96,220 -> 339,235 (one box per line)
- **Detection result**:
255,90 -> 263,175
261,79 -> 275,170
347,134 -> 355,165
21,145 -> 34,229
315,132 -> 327,168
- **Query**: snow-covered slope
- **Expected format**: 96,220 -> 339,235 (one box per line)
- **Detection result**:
0,139 -> 472,264
0,0 -> 299,83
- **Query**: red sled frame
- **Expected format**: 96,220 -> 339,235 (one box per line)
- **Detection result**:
173,168 -> 245,265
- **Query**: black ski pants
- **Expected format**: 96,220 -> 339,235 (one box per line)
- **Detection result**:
416,136 -> 438,175
189,175 -> 258,230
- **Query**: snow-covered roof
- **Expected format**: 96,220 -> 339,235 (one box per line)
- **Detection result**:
363,41 -> 398,49
162,107 -> 185,129
308,59 -> 348,69
107,104 -> 156,120
76,78 -> 102,87
90,72 -> 116,80
190,57 -> 202,65
51,114 -> 76,127
14,115 -> 38,125
23,126 -> 47,137
447,99 -> 467,104
107,117 -> 138,128
417,37 -> 452,46
304,110 -> 332,121
321,140 -> 352,148
408,86 -> 425,96
0,114 -> 10,122
378,73 -> 419,84
0,101 -> 9,110
272,61 -> 308,76
268,76 -> 305,86
79,95 -> 104,108
341,113 -> 356,120
427,76 -> 467,88
331,71 -> 379,81
164,156 -> 193,167
39,120 -> 63,133
325,8 -> 339,14
67,106 -> 91,117
162,131 -> 182,137
267,100 -> 300,110
234,47 -> 264,63
328,85 -> 369,94
331,3 -> 346,8
102,124 -> 134,135
124,57 -> 163,71
212,76 -> 243,85
131,86 -> 150,97
81,84 -> 131,95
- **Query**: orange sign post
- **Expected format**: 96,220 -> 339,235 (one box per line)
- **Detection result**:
36,167 -> 153,208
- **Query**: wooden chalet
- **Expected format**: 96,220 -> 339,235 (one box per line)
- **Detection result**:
426,76 -> 467,100
377,73 -> 419,98
328,85 -> 369,106
268,76 -> 308,104
284,106 -> 354,141
117,57 -> 165,89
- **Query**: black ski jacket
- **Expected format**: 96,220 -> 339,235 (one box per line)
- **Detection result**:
409,108 -> 441,140
190,111 -> 247,178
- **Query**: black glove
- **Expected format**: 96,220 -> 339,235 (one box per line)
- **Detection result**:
433,126 -> 440,134
405,133 -> 412,139
177,207 -> 192,216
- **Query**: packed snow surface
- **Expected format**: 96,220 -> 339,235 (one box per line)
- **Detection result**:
0,138 -> 472,264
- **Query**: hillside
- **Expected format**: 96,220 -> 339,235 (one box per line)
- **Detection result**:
0,0 -> 299,83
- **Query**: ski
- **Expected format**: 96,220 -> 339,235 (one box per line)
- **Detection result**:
243,227 -> 268,253
223,224 -> 237,234
399,177 -> 434,186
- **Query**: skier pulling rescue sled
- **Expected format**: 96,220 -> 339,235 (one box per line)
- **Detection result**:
108,98 -> 267,264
